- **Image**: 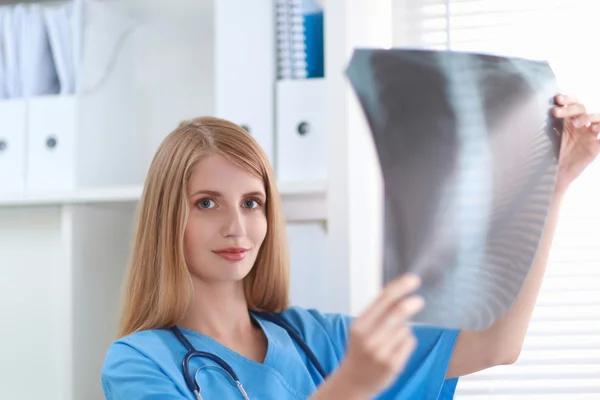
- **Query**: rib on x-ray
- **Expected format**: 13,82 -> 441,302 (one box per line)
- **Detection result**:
346,49 -> 563,331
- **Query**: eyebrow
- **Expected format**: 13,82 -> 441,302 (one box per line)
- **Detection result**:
190,189 -> 266,199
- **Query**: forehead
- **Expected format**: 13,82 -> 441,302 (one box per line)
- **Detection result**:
187,154 -> 264,194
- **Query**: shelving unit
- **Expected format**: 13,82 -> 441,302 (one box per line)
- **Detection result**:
0,0 -> 390,399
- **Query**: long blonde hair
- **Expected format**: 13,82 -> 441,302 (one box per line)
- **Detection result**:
118,117 -> 290,337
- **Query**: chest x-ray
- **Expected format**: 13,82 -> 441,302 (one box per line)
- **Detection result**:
346,49 -> 563,331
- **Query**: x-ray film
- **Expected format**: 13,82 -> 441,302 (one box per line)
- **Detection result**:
346,49 -> 563,331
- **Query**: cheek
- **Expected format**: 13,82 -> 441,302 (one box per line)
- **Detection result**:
249,213 -> 268,244
183,216 -> 212,259
183,224 -> 196,262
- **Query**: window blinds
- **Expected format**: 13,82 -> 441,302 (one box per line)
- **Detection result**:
392,0 -> 600,397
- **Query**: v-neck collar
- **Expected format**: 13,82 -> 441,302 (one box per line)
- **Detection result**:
174,311 -> 278,368
172,312 -> 316,399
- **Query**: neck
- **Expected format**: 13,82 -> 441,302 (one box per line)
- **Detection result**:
179,279 -> 254,341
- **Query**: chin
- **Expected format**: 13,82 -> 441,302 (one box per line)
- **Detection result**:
210,254 -> 256,281
217,263 -> 253,281
192,267 -> 251,285
188,253 -> 257,284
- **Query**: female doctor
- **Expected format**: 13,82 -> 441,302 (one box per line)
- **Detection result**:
102,94 -> 600,400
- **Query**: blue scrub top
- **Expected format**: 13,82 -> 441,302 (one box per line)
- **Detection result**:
102,306 -> 460,399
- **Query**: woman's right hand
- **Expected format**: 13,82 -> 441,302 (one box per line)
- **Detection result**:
335,274 -> 424,398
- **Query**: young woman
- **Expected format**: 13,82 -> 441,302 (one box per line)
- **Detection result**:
101,94 -> 599,399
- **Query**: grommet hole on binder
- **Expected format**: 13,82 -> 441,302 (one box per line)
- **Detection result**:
297,121 -> 310,136
46,136 -> 58,150
0,140 -> 7,152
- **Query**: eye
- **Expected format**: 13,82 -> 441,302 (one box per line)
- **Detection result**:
197,198 -> 216,209
243,199 -> 261,209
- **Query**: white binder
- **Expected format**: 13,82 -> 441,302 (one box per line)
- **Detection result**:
0,100 -> 27,195
26,96 -> 77,191
214,0 -> 276,165
276,78 -> 326,182
287,222 -> 329,310
25,0 -> 141,193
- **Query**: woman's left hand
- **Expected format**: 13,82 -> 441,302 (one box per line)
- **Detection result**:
552,94 -> 600,193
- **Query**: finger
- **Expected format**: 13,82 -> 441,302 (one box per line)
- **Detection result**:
590,122 -> 600,135
387,295 -> 425,328
367,295 -> 424,346
587,114 -> 600,124
378,325 -> 412,356
356,274 -> 421,330
572,114 -> 591,129
355,275 -> 420,332
553,103 -> 586,119
388,332 -> 417,370
555,94 -> 580,106
568,112 -> 600,129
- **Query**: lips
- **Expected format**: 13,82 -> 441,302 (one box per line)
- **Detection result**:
212,247 -> 249,262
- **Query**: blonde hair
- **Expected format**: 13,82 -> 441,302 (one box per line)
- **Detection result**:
118,117 -> 290,337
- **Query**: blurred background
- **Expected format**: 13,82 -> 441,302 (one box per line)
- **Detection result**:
0,0 -> 598,399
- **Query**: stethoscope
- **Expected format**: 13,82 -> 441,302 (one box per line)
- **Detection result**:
170,312 -> 328,400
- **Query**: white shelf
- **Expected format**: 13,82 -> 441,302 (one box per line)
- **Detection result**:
279,180 -> 328,223
0,185 -> 142,206
0,180 -> 328,222
278,180 -> 327,195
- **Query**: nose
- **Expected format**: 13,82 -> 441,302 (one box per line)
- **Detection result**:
221,207 -> 245,238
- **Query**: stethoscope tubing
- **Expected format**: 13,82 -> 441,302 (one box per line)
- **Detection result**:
170,312 -> 327,398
